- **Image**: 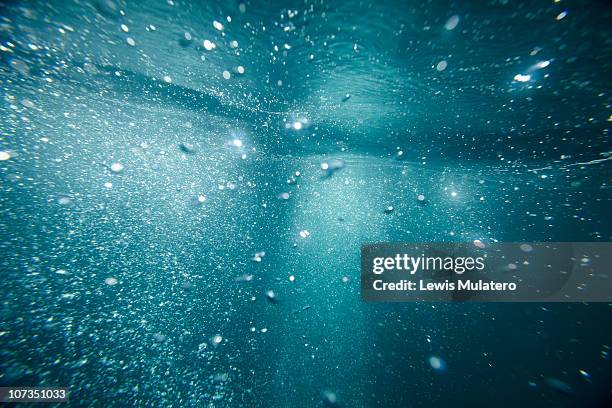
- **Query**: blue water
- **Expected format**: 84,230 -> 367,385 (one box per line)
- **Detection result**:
0,0 -> 611,406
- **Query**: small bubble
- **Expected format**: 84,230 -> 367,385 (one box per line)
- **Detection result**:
321,390 -> 337,405
444,15 -> 460,30
429,356 -> 446,372
126,37 -> 135,46
21,99 -> 35,108
110,162 -> 124,173
514,73 -> 531,82
265,290 -> 277,302
105,277 -> 118,285
58,197 -> 72,205
213,20 -> 224,31
203,40 -> 215,51
0,151 -> 11,161
436,60 -> 448,71
251,251 -> 265,262
222,70 -> 231,79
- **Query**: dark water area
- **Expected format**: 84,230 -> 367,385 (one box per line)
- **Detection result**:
0,0 -> 611,407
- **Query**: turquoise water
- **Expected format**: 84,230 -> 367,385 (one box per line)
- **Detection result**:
0,0 -> 611,406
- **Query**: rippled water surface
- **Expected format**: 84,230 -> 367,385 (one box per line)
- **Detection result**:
1,0 -> 611,407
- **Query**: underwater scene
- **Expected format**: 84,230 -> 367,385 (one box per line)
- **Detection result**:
0,0 -> 611,406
